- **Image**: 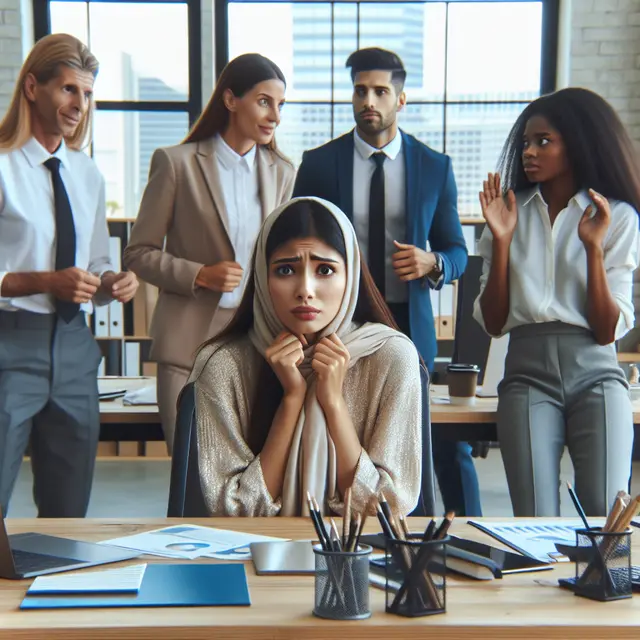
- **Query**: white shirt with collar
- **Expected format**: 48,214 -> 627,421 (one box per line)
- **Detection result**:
0,137 -> 112,314
352,129 -> 408,303
214,135 -> 262,309
473,187 -> 640,340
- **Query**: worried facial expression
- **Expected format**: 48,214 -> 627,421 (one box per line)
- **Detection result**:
268,237 -> 347,341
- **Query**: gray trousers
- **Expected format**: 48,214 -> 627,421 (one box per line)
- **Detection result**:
497,322 -> 633,517
0,310 -> 101,517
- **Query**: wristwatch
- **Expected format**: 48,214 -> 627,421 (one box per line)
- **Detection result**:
429,253 -> 443,279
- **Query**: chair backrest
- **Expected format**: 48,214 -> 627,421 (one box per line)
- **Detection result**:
167,382 -> 209,517
410,363 -> 436,517
452,254 -> 491,385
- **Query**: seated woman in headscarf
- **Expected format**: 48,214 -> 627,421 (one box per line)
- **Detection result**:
188,197 -> 422,516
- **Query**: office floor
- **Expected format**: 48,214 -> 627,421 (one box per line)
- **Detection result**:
7,450 -> 640,518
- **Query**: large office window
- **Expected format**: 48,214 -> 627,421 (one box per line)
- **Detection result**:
227,0 -> 557,216
33,0 -> 202,219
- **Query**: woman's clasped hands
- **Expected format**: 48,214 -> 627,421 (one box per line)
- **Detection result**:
265,332 -> 350,410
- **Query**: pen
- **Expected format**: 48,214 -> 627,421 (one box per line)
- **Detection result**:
378,492 -> 393,528
566,481 -> 590,530
307,492 -> 331,550
376,503 -> 396,539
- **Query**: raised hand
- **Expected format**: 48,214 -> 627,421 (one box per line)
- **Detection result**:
195,261 -> 244,293
311,334 -> 350,412
578,189 -> 611,249
265,331 -> 308,398
479,173 -> 517,243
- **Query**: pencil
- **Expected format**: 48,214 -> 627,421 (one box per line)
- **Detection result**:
329,518 -> 342,551
604,496 -> 626,533
342,487 -> 352,549
398,515 -> 411,539
433,512 -> 455,540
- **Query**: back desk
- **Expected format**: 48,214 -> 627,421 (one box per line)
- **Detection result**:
99,384 -> 640,443
2,517 -> 639,639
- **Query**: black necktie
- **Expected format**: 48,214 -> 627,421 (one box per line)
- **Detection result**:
368,152 -> 386,297
44,157 -> 79,322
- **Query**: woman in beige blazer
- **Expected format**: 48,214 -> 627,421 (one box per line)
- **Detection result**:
123,54 -> 295,452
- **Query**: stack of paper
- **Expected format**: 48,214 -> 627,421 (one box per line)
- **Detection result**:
100,524 -> 288,560
28,564 -> 147,594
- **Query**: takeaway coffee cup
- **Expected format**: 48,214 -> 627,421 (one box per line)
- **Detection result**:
446,364 -> 480,406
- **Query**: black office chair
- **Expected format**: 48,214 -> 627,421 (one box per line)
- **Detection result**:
167,367 -> 436,517
167,382 -> 208,517
451,254 -> 493,459
410,363 -> 437,516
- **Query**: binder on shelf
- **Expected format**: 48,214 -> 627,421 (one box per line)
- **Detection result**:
109,302 -> 124,337
94,305 -> 110,337
462,225 -> 476,255
123,342 -> 141,377
108,236 -> 122,272
438,283 -> 455,339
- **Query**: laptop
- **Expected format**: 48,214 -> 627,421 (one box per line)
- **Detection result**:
0,510 -> 141,579
250,540 -> 315,575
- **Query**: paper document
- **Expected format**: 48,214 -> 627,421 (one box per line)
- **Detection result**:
101,524 -> 287,560
122,384 -> 157,405
27,564 -> 147,594
468,519 -> 606,563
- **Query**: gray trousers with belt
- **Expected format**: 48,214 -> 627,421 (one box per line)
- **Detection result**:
497,322 -> 633,517
0,310 -> 102,517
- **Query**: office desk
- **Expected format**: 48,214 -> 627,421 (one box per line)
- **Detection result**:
99,382 -> 640,443
1,517 -> 639,639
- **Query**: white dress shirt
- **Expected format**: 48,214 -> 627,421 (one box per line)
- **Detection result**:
473,187 -> 640,340
214,136 -> 262,309
0,137 -> 112,313
352,129 -> 408,303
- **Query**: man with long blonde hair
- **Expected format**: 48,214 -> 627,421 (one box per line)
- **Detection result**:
0,33 -> 138,517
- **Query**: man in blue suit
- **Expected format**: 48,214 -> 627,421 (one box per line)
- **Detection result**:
293,47 -> 482,516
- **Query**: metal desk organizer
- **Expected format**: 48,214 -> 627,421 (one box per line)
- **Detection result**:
385,533 -> 449,617
312,543 -> 372,620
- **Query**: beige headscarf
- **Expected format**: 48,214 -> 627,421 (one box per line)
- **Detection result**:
249,196 -> 410,515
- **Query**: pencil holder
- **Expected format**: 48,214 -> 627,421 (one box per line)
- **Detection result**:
574,527 -> 632,602
384,534 -> 448,617
312,544 -> 372,620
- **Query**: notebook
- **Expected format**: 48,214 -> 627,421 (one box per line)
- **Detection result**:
20,564 -> 250,609
28,564 -> 147,594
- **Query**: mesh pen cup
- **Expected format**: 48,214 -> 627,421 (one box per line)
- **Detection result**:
385,534 -> 448,617
574,527 -> 632,602
312,544 -> 372,620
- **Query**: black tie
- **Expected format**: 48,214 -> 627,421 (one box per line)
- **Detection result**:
44,157 -> 79,322
368,152 -> 386,297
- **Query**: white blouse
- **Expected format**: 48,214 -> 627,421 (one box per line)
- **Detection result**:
473,187 -> 640,340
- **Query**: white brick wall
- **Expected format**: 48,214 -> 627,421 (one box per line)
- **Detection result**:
569,0 -> 640,350
0,0 -> 23,118
570,0 -> 640,142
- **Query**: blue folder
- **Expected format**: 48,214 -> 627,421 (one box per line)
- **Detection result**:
20,564 -> 250,609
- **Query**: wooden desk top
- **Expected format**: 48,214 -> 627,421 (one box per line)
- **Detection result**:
2,517 -> 640,638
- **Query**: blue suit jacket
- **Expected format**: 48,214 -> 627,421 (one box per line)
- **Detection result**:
293,130 -> 468,371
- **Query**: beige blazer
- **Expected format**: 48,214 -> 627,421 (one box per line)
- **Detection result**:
123,138 -> 296,369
